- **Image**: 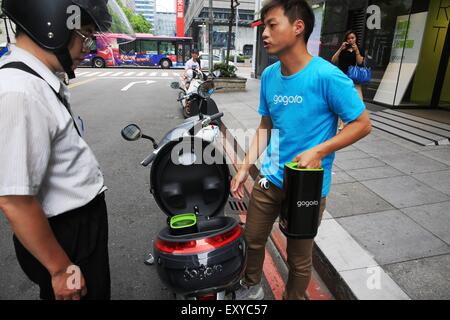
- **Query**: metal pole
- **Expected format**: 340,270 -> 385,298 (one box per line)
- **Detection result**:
234,5 -> 239,64
208,0 -> 214,72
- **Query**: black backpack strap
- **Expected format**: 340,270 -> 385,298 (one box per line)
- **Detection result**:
0,62 -> 81,137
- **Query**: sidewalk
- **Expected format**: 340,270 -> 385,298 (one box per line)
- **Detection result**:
214,76 -> 450,300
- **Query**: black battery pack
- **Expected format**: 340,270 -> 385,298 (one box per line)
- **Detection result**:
280,162 -> 324,239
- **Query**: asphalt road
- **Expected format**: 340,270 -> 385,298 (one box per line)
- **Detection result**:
0,67 -> 274,300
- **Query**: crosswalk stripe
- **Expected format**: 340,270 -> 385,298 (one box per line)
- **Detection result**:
85,72 -> 101,77
75,72 -> 89,77
123,72 -> 135,76
173,72 -> 181,77
161,72 -> 169,77
137,72 -> 147,76
149,72 -> 157,77
98,72 -> 113,77
110,71 -> 124,76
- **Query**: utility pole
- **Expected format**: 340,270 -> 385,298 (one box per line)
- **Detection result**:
234,4 -> 239,65
208,0 -> 214,72
226,0 -> 239,66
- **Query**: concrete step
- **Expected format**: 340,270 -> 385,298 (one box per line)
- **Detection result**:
382,109 -> 450,131
369,110 -> 450,146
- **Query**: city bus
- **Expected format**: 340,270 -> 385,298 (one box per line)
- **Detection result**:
83,33 -> 194,69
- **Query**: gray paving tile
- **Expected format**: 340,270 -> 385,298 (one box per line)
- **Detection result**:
353,138 -> 413,157
380,152 -> 449,175
419,148 -> 450,166
401,202 -> 450,245
334,157 -> 386,171
413,170 -> 450,196
331,171 -> 356,184
337,210 -> 450,265
335,150 -> 370,161
384,254 -> 450,300
346,166 -> 405,181
327,182 -> 394,217
362,176 -> 449,208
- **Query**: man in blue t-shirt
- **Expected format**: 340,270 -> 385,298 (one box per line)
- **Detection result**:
231,0 -> 372,300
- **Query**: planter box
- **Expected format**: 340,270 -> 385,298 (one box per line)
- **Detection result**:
214,77 -> 247,92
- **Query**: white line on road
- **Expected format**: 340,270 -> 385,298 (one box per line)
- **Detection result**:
137,72 -> 147,76
149,72 -> 157,77
85,72 -> 103,77
123,72 -> 135,76
75,72 -> 89,77
98,72 -> 114,77
110,71 -> 124,76
161,72 -> 169,77
121,80 -> 156,91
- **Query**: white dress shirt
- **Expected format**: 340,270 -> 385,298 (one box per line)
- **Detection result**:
0,46 -> 106,218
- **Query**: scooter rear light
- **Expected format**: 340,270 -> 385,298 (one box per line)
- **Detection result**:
197,293 -> 217,300
156,225 -> 242,255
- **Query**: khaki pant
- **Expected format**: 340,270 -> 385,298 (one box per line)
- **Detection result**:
243,175 -> 327,300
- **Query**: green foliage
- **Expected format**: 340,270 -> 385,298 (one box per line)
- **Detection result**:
116,0 -> 152,33
226,55 -> 251,63
213,62 -> 237,78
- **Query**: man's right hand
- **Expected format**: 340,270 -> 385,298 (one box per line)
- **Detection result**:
51,264 -> 87,300
231,169 -> 249,201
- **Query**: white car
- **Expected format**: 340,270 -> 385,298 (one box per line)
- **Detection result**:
199,54 -> 235,70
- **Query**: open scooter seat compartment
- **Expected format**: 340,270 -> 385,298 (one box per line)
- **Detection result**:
150,137 -> 246,297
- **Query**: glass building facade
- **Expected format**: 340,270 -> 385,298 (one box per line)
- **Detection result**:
134,0 -> 156,25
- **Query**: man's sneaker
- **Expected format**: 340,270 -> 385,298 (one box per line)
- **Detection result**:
234,280 -> 264,300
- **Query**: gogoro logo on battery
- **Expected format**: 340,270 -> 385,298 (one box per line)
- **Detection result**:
297,200 -> 319,208
273,95 -> 303,106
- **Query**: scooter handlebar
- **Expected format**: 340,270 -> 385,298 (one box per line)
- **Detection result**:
209,112 -> 224,122
141,152 -> 156,167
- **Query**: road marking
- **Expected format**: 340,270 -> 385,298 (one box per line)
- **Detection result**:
137,72 -> 147,76
98,72 -> 113,77
149,72 -> 157,77
84,71 -> 101,77
121,80 -> 156,91
173,72 -> 182,77
161,72 -> 169,77
123,72 -> 135,76
75,72 -> 89,77
68,78 -> 98,89
110,71 -> 124,77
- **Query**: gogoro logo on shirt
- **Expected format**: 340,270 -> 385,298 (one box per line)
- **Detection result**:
273,95 -> 303,106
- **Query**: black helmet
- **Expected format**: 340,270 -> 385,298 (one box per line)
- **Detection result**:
1,0 -> 134,79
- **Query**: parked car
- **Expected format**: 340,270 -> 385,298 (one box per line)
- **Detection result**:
199,53 -> 235,70
0,43 -> 9,58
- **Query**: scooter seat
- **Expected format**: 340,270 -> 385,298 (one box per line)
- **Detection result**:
158,216 -> 237,241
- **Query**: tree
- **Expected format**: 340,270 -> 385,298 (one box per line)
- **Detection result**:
116,0 -> 152,33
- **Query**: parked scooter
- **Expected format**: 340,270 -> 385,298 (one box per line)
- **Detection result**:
172,67 -> 221,119
121,81 -> 247,300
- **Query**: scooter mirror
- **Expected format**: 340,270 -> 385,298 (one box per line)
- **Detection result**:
171,82 -> 180,89
198,80 -> 215,99
121,124 -> 142,141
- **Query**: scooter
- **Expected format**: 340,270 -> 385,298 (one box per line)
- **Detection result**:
172,68 -> 221,119
121,81 -> 246,300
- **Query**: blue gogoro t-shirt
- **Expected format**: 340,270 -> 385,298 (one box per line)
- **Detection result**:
259,56 -> 366,197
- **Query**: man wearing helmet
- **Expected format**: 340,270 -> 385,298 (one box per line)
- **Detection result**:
0,0 -> 134,300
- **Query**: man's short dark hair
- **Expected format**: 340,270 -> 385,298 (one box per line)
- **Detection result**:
261,0 -> 315,43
